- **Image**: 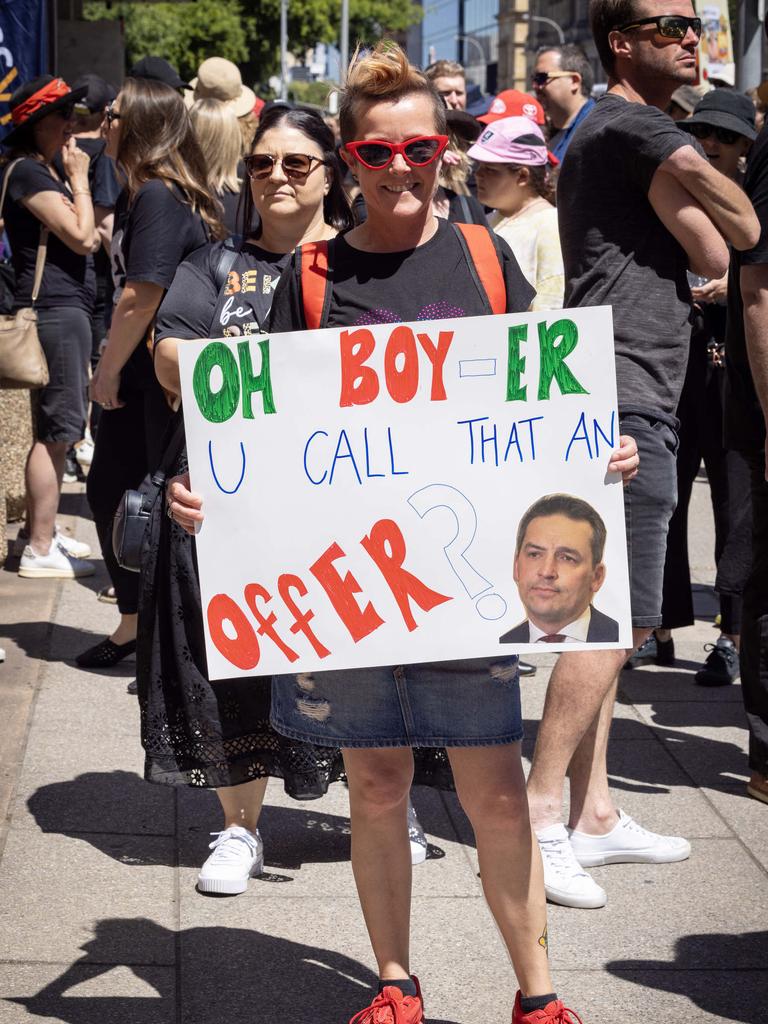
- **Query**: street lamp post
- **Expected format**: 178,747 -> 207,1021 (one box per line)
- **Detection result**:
455,33 -> 487,93
520,13 -> 566,45
280,0 -> 288,100
340,0 -> 350,84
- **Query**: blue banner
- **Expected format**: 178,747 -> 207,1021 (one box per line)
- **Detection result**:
0,0 -> 48,141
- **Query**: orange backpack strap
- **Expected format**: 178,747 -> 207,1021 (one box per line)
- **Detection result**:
299,239 -> 331,330
454,222 -> 507,315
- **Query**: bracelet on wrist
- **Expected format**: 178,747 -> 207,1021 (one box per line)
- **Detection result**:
71,188 -> 91,197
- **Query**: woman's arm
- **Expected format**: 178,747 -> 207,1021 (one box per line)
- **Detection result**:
21,141 -> 96,254
90,280 -> 164,408
154,337 -> 182,396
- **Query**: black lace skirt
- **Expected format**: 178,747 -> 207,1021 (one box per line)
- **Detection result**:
136,449 -> 455,796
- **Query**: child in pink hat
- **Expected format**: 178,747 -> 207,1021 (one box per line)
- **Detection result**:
468,116 -> 564,310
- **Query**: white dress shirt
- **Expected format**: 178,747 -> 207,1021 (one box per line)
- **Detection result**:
530,607 -> 592,644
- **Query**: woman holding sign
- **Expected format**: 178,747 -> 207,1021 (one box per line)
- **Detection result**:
149,107 -> 354,894
168,46 -> 638,1023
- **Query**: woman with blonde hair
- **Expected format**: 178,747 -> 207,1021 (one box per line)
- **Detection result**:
189,97 -> 243,234
77,76 -> 224,669
168,41 -> 638,1023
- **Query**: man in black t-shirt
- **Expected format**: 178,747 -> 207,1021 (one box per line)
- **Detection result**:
530,0 -> 761,909
724,123 -> 768,805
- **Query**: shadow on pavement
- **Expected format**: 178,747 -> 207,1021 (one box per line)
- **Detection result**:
1,620 -> 133,669
606,930 -> 768,1023
3,917 -> 463,1024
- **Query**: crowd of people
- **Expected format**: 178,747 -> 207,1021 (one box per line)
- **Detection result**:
2,0 -> 768,1021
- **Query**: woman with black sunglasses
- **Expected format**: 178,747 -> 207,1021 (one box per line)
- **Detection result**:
142,106 -> 353,896
1,76 -> 98,580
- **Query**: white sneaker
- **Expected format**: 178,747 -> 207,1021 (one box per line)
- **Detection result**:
197,826 -> 264,894
76,437 -> 94,466
408,800 -> 428,866
569,810 -> 691,866
15,525 -> 92,560
536,823 -> 607,909
18,543 -> 95,579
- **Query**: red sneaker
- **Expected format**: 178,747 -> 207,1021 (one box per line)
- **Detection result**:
349,978 -> 424,1024
512,991 -> 584,1024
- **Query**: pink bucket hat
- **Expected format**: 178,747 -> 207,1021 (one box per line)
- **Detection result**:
467,116 -> 549,166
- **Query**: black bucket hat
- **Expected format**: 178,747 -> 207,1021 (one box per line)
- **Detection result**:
3,75 -> 88,147
680,89 -> 758,141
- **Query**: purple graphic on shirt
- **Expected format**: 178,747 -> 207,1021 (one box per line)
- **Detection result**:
354,302 -> 466,327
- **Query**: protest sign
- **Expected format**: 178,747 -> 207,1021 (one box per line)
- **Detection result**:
178,306 -> 632,680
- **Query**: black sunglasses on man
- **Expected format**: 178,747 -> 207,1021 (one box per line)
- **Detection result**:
616,15 -> 702,39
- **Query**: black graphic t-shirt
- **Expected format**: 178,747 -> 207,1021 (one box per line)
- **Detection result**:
155,238 -> 291,343
1,157 -> 95,310
268,217 -> 534,332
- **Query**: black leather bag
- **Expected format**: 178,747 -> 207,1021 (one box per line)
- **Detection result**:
112,417 -> 186,572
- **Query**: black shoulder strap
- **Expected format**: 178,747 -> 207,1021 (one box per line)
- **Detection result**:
214,236 -> 242,293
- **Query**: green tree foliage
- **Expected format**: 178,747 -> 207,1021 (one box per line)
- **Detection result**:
84,0 -> 422,86
83,1 -> 253,81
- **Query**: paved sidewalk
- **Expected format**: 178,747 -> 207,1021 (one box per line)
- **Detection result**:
0,477 -> 766,1024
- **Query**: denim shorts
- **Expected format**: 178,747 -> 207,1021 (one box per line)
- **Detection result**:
271,656 -> 523,749
621,411 -> 679,628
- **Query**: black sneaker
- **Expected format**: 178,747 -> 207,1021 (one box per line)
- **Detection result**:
695,637 -> 739,686
625,632 -> 675,669
62,448 -> 85,484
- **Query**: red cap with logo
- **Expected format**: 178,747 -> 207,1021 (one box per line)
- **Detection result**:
478,89 -> 546,126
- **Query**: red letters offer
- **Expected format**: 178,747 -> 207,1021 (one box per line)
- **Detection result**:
207,593 -> 261,670
309,541 -> 385,642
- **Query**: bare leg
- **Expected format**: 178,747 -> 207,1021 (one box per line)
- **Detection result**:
343,747 -> 414,981
566,678 -> 619,833
449,744 -> 552,997
215,777 -> 269,833
26,440 -> 67,554
526,629 -> 648,832
110,613 -> 138,646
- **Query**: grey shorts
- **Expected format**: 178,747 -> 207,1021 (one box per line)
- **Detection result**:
34,306 -> 91,444
621,411 -> 679,628
271,656 -> 523,749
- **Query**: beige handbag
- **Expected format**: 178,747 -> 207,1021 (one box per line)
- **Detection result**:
0,158 -> 50,389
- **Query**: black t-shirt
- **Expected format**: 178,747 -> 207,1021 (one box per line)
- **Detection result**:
268,218 -> 534,333
111,178 -> 209,383
724,127 -> 768,451
1,157 -> 95,311
558,94 -> 695,418
155,238 -> 291,342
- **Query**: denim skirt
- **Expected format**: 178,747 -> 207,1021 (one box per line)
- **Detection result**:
271,656 -> 523,749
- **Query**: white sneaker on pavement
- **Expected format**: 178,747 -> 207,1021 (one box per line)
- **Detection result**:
16,525 -> 92,560
76,437 -> 94,466
536,823 -> 607,909
18,543 -> 95,579
197,826 -> 264,894
568,809 -> 691,866
408,800 -> 428,865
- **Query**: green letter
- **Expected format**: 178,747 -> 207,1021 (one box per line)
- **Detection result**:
192,342 -> 240,423
238,338 -> 276,417
506,323 -> 528,402
537,319 -> 589,401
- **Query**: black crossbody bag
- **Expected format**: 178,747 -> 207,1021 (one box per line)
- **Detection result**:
111,239 -> 240,572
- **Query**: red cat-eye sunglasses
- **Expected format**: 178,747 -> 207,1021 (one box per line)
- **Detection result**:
344,135 -> 449,170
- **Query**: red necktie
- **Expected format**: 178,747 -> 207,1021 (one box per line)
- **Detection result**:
539,634 -> 566,643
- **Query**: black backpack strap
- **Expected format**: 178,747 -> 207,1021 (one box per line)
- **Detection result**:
213,236 -> 242,293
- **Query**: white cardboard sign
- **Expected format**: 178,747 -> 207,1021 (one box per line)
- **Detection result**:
178,306 -> 631,680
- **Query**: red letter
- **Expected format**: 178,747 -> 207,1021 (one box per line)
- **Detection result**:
361,519 -> 451,632
207,593 -> 260,669
384,326 -> 418,404
310,541 -> 384,642
278,573 -> 332,659
244,583 -> 299,663
339,328 -> 379,407
417,330 -> 453,400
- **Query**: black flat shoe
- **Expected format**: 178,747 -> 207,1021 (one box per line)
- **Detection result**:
76,637 -> 136,668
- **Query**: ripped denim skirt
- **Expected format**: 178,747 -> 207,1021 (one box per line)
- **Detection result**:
270,656 -> 522,748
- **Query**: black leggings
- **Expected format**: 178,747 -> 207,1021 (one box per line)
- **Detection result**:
86,378 -> 172,615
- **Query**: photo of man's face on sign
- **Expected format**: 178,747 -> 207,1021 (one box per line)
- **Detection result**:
499,494 -> 619,645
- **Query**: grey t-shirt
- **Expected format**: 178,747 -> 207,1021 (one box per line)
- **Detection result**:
557,94 -> 695,417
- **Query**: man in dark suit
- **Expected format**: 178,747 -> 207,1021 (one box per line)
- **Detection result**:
499,494 -> 619,645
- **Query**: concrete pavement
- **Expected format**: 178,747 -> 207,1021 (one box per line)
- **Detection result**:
0,475 -> 767,1024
